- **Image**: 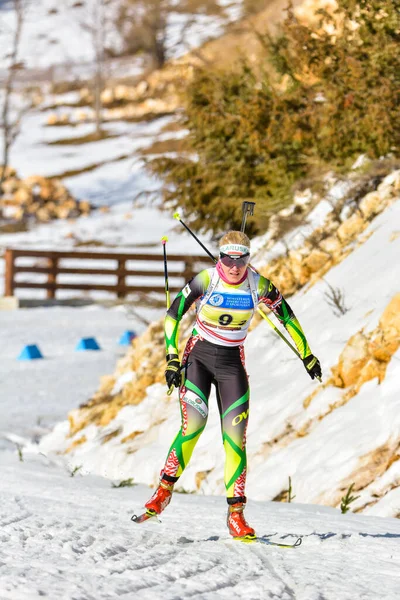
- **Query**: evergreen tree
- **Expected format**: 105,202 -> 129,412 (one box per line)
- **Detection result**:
151,0 -> 399,234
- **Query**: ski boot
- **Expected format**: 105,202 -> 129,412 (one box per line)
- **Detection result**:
144,480 -> 174,515
227,501 -> 255,538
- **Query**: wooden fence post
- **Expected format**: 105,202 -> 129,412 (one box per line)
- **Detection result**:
4,248 -> 15,296
47,256 -> 58,299
117,258 -> 126,298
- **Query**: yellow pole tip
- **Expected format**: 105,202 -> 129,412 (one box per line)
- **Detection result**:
161,236 -> 168,243
173,212 -> 181,220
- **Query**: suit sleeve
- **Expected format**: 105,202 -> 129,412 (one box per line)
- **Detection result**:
258,275 -> 312,359
165,269 -> 211,359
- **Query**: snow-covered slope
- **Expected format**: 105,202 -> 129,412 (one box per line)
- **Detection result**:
39,175 -> 400,517
0,0 -> 244,71
1,450 -> 400,600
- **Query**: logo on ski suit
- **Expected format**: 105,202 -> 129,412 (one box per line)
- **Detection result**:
184,390 -> 208,419
232,409 -> 249,426
209,293 -> 224,307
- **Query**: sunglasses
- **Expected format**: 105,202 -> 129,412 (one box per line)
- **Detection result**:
219,252 -> 250,268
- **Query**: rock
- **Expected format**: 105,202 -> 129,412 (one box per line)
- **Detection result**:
79,87 -> 91,102
24,175 -> 48,189
336,214 -> 365,244
2,171 -> 93,224
379,293 -> 400,334
1,177 -> 19,195
47,113 -> 59,126
369,331 -> 398,363
376,169 -> 400,195
0,165 -> 16,178
357,358 -> 386,387
302,249 -> 329,274
56,205 -> 73,219
36,207 -> 51,222
79,200 -> 91,214
39,182 -> 54,201
13,187 -> 32,205
332,332 -> 369,388
11,206 -> 25,221
319,236 -> 342,255
269,264 -> 298,296
136,80 -> 149,96
101,88 -> 114,105
288,250 -> 309,286
75,110 -> 89,123
359,191 -> 387,220
278,206 -> 295,218
294,188 -> 313,208
59,113 -> 70,125
26,201 -> 41,214
370,294 -> 400,362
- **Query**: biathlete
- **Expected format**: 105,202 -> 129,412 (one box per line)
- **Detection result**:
144,230 -> 321,537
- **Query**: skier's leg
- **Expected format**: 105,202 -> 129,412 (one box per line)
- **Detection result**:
217,351 -> 249,498
215,345 -> 254,536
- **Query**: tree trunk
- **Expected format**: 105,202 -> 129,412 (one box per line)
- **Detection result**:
92,0 -> 106,138
0,0 -> 24,189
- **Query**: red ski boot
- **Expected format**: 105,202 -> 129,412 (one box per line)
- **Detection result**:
144,480 -> 174,515
227,502 -> 255,538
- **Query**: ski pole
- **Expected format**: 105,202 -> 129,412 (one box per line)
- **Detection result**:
173,212 -> 216,262
161,236 -> 170,310
172,212 -> 321,381
161,236 -> 175,396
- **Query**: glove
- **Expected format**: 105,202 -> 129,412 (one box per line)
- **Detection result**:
165,356 -> 182,389
303,354 -> 322,380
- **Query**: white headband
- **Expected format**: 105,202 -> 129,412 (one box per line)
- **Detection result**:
220,244 -> 250,256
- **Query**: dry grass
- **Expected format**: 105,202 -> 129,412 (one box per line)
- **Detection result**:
49,153 -> 130,180
140,137 -> 187,157
48,131 -> 118,146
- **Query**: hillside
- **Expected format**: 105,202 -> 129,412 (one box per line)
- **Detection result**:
40,169 -> 400,517
2,0 -> 399,518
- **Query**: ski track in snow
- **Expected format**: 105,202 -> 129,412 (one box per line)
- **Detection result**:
1,455 -> 399,600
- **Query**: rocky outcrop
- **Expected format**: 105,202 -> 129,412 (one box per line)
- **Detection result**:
304,294 -> 400,410
46,63 -> 191,127
258,171 -> 400,298
0,170 -> 91,224
65,171 -> 399,440
55,169 -> 399,512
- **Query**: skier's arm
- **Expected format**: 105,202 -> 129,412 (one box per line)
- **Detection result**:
257,275 -> 312,359
165,269 -> 211,359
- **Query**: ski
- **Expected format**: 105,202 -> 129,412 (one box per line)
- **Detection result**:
235,535 -> 302,548
131,509 -> 161,524
130,513 -> 302,548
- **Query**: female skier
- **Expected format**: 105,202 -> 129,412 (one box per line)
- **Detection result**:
144,230 -> 321,537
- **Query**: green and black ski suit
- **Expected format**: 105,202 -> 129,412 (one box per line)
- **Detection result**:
161,266 -> 312,503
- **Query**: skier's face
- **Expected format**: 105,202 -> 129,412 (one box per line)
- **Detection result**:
219,260 -> 248,283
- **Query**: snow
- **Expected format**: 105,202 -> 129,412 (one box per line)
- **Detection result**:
1,450 -> 400,600
1,3 -> 400,595
0,304 -> 155,449
35,186 -> 400,518
8,113 -> 180,183
0,0 -> 245,72
1,136 -> 399,600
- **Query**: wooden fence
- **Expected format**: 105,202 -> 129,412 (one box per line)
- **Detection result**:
4,248 -> 210,299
